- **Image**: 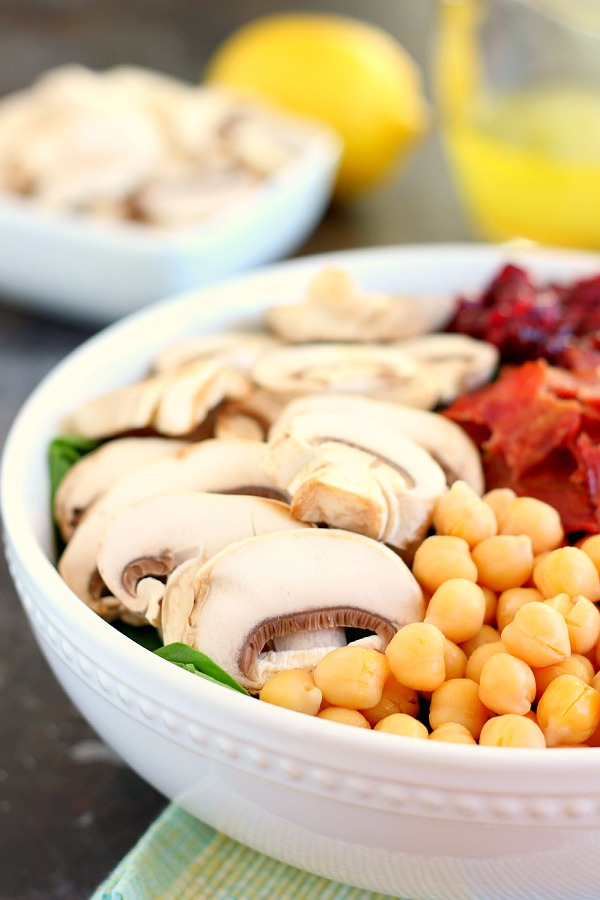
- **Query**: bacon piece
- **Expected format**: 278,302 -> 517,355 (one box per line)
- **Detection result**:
444,358 -> 600,534
445,360 -> 581,476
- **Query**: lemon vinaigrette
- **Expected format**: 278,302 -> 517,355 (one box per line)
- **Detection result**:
444,84 -> 600,248
435,0 -> 600,249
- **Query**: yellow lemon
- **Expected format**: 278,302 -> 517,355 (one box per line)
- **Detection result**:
205,13 -> 430,200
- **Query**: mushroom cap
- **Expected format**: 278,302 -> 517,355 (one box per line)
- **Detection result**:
62,357 -> 250,440
184,527 -> 425,691
54,436 -> 187,542
251,342 -> 438,408
58,438 -> 284,611
268,393 -> 484,494
397,333 -> 499,404
214,388 -> 287,442
262,409 -> 447,548
151,330 -> 280,374
97,491 -> 311,626
265,266 -> 456,344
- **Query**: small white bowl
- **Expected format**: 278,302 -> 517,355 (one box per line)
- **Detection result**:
4,243 -> 600,900
0,119 -> 341,324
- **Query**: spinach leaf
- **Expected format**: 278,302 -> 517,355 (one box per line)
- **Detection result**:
49,434 -> 100,556
113,620 -> 163,652
154,643 -> 250,696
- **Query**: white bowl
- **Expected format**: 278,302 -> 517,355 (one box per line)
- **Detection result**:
0,119 -> 341,325
3,243 -> 600,900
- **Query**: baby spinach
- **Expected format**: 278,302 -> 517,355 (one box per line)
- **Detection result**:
155,642 -> 250,695
48,434 -> 100,555
113,620 -> 163,652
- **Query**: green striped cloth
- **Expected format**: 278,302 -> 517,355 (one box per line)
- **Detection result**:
92,803 -> 397,899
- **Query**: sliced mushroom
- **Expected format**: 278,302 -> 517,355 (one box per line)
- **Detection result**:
178,527 -> 424,692
214,389 -> 287,442
398,333 -> 499,404
151,331 -> 280,374
97,492 -> 312,627
268,393 -> 484,494
251,342 -> 439,409
54,436 -> 187,542
265,266 -> 457,343
262,410 -> 447,550
135,168 -> 259,229
62,358 -> 251,439
58,438 -> 284,614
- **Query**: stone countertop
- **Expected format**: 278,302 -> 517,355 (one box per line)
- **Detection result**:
0,3 -> 472,898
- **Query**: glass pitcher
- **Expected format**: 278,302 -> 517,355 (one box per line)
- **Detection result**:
433,0 -> 600,249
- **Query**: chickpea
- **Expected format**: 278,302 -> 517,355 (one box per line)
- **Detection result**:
479,714 -> 546,748
481,586 -> 498,625
537,674 -> 600,747
464,640 -> 507,684
259,669 -> 322,715
317,707 -> 371,729
411,535 -> 478,594
313,646 -> 389,710
533,654 -> 595,702
424,579 -> 486,643
496,587 -> 543,633
444,639 -> 468,680
459,624 -> 501,658
578,534 -> 600,575
533,546 -> 600,601
478,653 -> 536,716
495,496 -> 564,555
472,534 -> 533,591
564,595 -> 600,654
482,487 -> 517,521
432,480 -> 497,548
429,678 -> 492,740
592,671 -> 600,693
543,593 -> 573,617
429,722 -> 477,745
385,622 -> 446,692
501,601 -> 570,667
374,713 -> 429,739
360,674 -> 419,727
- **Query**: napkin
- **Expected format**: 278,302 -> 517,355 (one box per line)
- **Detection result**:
92,803 -> 397,900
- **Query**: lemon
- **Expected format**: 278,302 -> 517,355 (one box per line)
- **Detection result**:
205,13 -> 430,200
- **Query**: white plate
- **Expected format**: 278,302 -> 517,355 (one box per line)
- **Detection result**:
0,120 -> 341,325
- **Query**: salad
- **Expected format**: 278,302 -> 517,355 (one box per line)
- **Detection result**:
49,262 -> 600,748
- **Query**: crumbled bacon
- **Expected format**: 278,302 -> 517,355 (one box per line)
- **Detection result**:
444,359 -> 600,534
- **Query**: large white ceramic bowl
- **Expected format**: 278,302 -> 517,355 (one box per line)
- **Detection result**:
0,118 -> 341,324
4,244 -> 600,900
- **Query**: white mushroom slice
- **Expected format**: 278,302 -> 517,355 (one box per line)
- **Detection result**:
152,331 -> 280,374
54,436 -> 187,542
136,168 -> 259,229
58,438 -> 284,613
98,492 -> 311,627
224,115 -> 296,175
251,343 -> 438,408
215,389 -> 288,442
398,333 -> 499,404
262,411 -> 447,549
265,267 -> 456,343
21,107 -> 167,210
268,394 -> 484,494
62,358 -> 250,439
182,528 -> 424,692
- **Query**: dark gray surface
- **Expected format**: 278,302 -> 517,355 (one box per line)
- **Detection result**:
0,3 -> 471,898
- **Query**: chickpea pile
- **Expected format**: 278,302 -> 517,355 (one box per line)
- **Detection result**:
259,482 -> 600,748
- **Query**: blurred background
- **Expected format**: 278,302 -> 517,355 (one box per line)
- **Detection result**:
0,0 -> 472,256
